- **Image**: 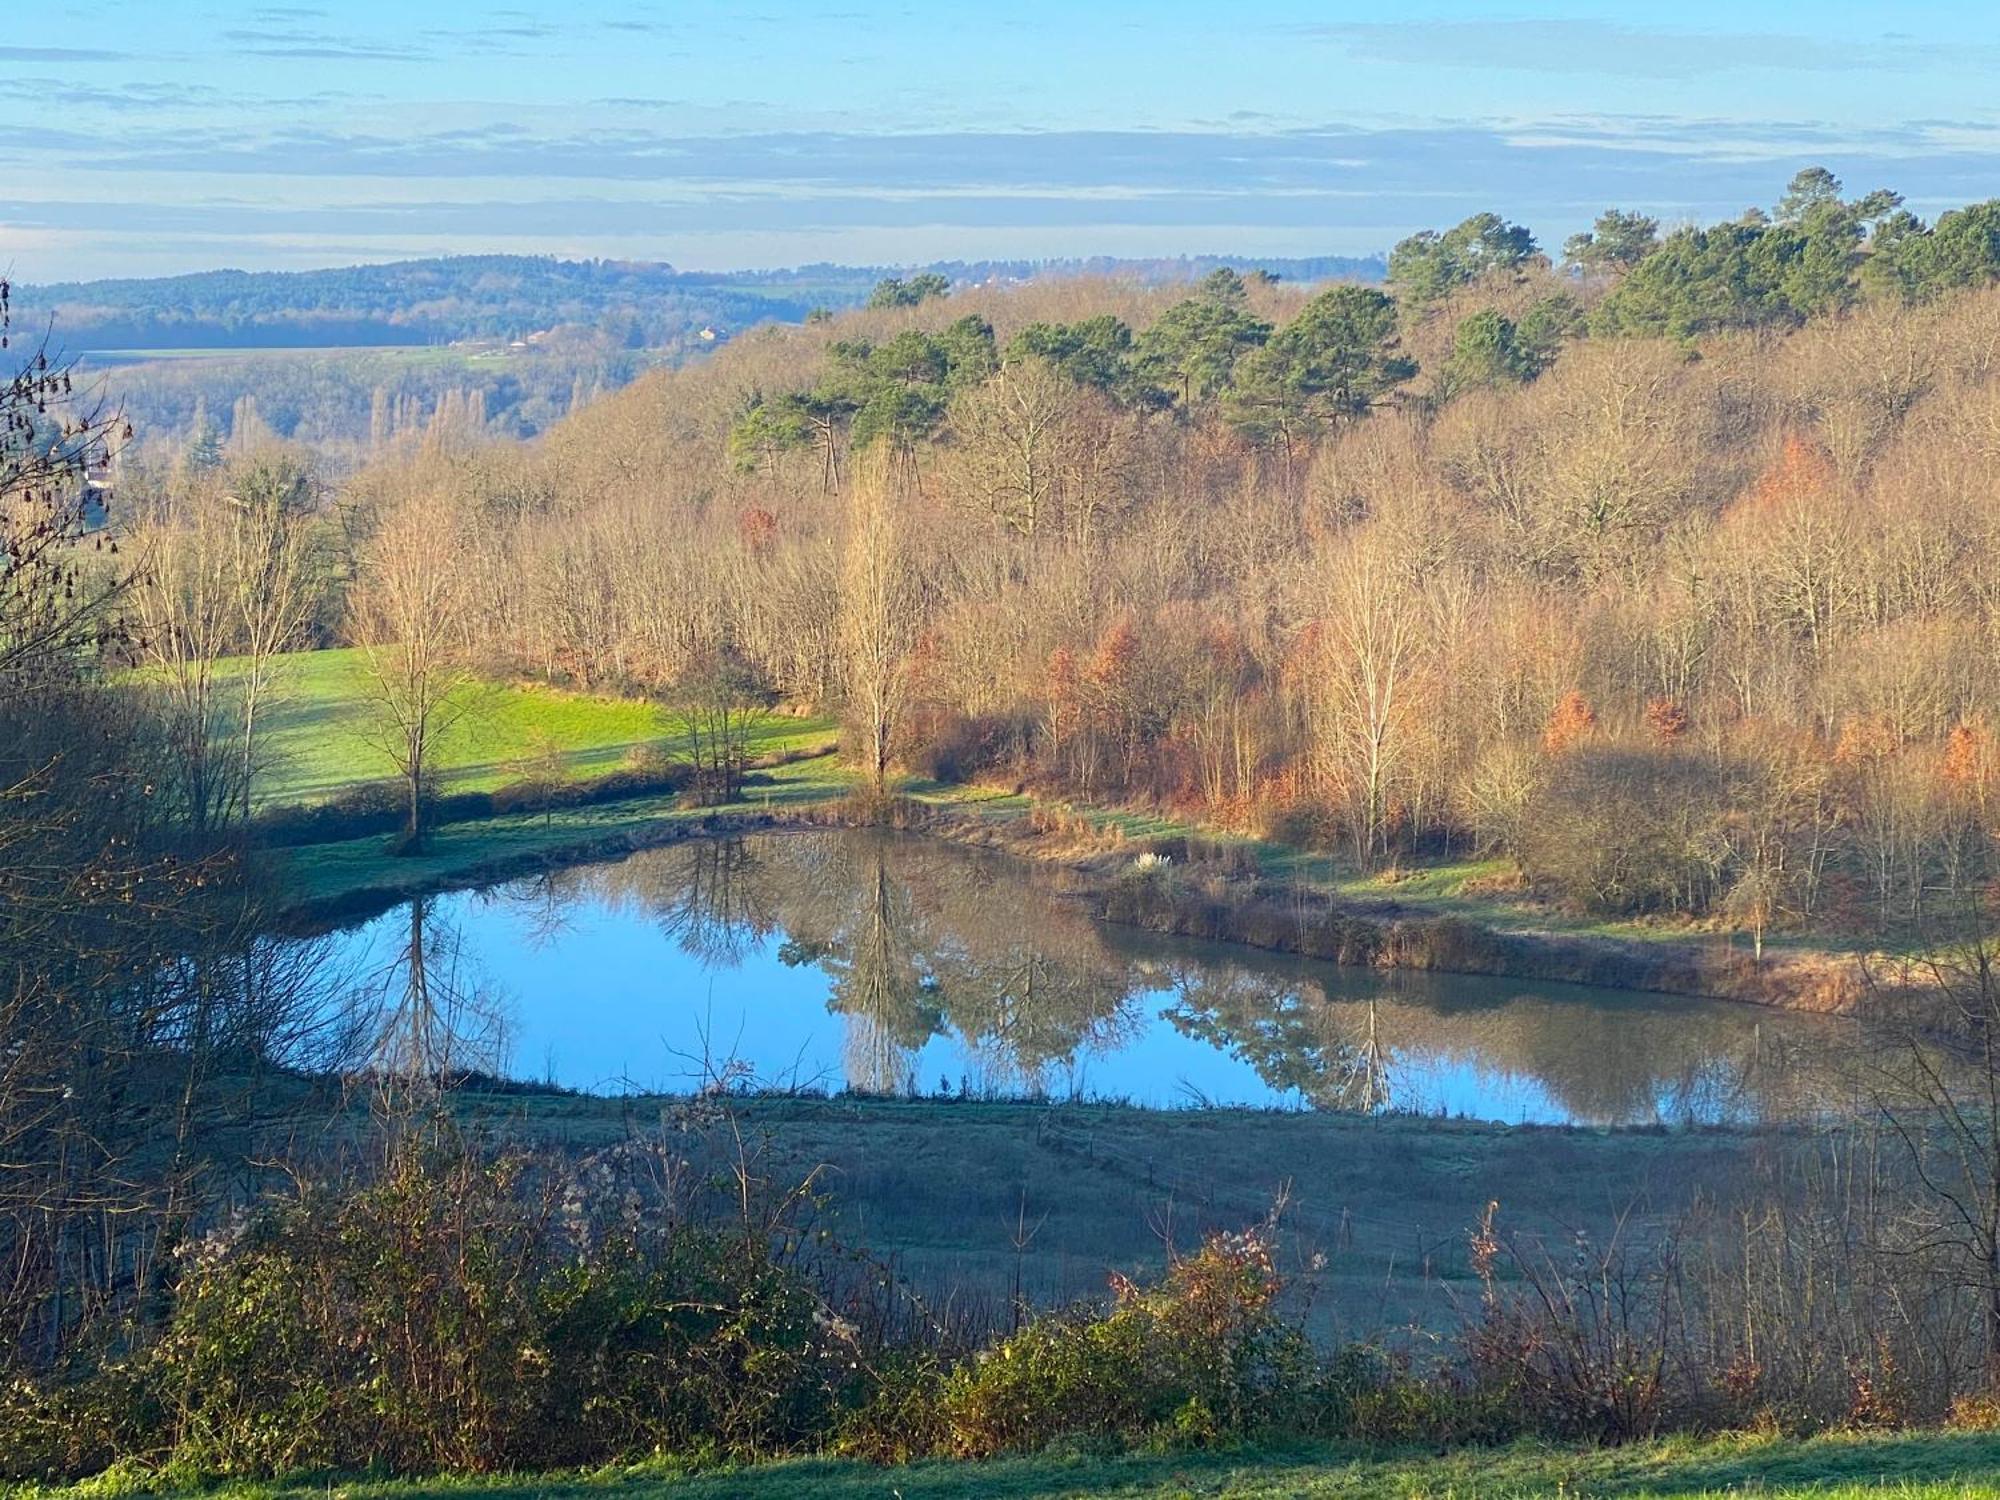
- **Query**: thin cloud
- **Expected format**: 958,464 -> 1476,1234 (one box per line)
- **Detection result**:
0,45 -> 132,62
1301,20 -> 2000,80
222,26 -> 431,61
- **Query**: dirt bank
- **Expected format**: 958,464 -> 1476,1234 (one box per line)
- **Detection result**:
910,806 -> 1896,1014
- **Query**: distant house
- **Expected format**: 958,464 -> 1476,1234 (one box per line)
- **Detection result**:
82,457 -> 114,527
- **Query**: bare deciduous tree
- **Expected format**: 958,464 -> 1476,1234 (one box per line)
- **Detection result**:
351,494 -> 477,849
840,462 -> 923,795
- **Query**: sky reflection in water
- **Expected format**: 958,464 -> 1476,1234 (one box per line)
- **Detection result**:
326,831 -> 1847,1125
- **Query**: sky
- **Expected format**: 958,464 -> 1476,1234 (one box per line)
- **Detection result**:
9,0 -> 2000,282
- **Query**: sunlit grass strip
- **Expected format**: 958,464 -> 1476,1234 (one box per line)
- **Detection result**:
13,1430 -> 1998,1498
237,647 -> 835,809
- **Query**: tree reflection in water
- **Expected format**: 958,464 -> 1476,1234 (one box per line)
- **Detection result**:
334,832 -> 1864,1121
359,894 -> 509,1095
1154,945 -> 1852,1124
553,832 -> 1146,1097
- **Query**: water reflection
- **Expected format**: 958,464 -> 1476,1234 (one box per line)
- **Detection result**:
359,894 -> 509,1085
1154,954 -> 1840,1123
322,831 -> 1859,1123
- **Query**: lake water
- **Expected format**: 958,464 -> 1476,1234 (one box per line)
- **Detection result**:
320,830 -> 1855,1125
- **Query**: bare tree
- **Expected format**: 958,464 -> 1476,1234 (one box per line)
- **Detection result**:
1313,539 -> 1420,868
131,489 -> 240,832
223,451 -> 323,819
1864,933 -> 2000,1382
131,450 -> 321,831
839,461 -> 922,795
671,644 -> 774,804
350,494 -> 477,850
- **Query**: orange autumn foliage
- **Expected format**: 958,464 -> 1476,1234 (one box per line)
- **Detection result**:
1542,690 -> 1597,755
1833,714 -> 1898,767
1942,719 -> 1995,793
1088,616 -> 1139,689
1738,432 -> 1836,518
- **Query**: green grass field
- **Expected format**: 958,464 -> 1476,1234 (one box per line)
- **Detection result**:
248,648 -> 836,809
279,755 -> 850,911
22,1432 -> 1998,1498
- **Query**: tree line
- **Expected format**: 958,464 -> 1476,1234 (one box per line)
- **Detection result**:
305,168 -> 2000,951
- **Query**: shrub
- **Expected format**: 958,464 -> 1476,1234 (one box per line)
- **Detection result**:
1519,743 -> 1735,917
127,1131 -> 851,1478
833,1351 -> 950,1463
937,1230 -> 1311,1457
910,711 -> 1020,784
0,1363 -> 159,1482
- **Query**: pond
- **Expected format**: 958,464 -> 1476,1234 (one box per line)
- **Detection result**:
320,830 -> 1859,1125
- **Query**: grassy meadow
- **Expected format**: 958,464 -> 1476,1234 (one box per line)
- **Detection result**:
468,1093 -> 1762,1337
277,754 -> 849,912
247,648 -> 837,809
17,1431 -> 1998,1498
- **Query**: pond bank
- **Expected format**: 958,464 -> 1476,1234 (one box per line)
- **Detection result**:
272,783 -> 1892,1014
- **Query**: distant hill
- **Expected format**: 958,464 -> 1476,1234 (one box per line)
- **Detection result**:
27,250 -> 1386,458
15,252 -> 1385,355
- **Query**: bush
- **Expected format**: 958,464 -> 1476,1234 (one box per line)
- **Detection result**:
88,1130 -> 851,1479
0,1364 -> 159,1482
1519,744 -> 1735,917
935,1231 -> 1313,1458
833,1352 -> 949,1463
910,711 -> 1020,784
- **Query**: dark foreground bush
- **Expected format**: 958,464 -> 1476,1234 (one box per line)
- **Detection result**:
0,1128 -> 855,1481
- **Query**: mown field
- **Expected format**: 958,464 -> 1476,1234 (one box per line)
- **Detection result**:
19,1432 -> 1997,1499
277,755 -> 848,912
248,648 -> 837,808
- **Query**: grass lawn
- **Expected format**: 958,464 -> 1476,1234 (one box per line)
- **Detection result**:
279,754 -> 852,911
28,1432 -> 2000,1498
246,648 -> 836,809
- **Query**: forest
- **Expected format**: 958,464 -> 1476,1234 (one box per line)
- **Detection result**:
14,166 -> 2000,1493
305,166 -> 2000,952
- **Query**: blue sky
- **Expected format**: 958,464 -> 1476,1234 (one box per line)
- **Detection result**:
9,1 -> 2000,280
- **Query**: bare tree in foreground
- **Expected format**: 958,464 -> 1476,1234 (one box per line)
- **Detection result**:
1864,928 -> 2000,1381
